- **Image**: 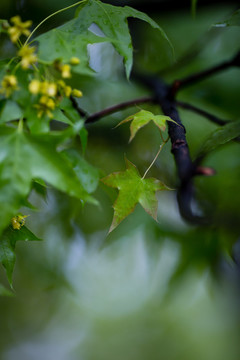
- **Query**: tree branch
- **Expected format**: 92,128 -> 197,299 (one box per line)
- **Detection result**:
171,50 -> 240,96
85,96 -> 153,124
176,100 -> 228,126
132,74 -> 213,224
70,95 -> 88,118
77,52 -> 240,225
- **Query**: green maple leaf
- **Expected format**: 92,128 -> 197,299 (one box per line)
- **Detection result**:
0,125 -> 96,236
118,110 -> 175,142
37,30 -> 104,76
0,225 -> 42,286
36,0 -> 172,78
101,158 -> 169,232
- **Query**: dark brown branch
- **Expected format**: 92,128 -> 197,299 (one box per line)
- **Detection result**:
133,74 -> 211,224
176,100 -> 228,126
85,96 -> 153,124
70,95 -> 88,118
171,50 -> 240,96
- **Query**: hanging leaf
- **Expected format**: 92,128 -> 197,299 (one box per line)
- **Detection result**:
36,0 -> 172,78
0,225 -> 42,285
0,100 -> 23,123
213,9 -> 240,27
118,109 -> 174,142
101,158 -> 169,232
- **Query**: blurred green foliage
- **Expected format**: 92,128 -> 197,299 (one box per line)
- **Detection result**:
0,1 -> 240,359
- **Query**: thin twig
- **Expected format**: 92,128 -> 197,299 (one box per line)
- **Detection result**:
70,95 -> 88,118
176,100 -> 228,126
170,51 -> 240,96
85,96 -> 153,124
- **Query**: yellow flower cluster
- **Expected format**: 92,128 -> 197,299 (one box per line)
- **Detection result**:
8,15 -> 32,43
0,75 -> 18,97
3,13 -> 84,120
54,57 -> 81,79
18,45 -> 37,69
11,215 -> 28,230
29,79 -> 82,118
29,79 -> 82,98
29,80 -> 57,97
34,95 -> 56,118
57,80 -> 83,98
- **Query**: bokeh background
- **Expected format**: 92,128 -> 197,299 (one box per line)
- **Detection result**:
0,0 -> 240,359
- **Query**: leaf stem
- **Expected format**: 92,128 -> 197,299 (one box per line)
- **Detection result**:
142,139 -> 168,179
24,0 -> 87,45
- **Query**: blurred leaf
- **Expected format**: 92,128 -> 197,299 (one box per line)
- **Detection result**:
79,127 -> 88,154
0,125 -> 96,235
118,109 -> 174,142
0,225 -> 42,285
32,178 -> 47,199
52,107 -> 74,126
60,97 -> 83,123
0,283 -> 13,297
62,148 -> 99,194
25,106 -> 50,134
37,30 -> 103,76
37,0 -> 172,78
75,0 -> 172,78
101,158 -> 168,232
196,121 -> 240,158
191,0 -> 198,18
0,100 -> 23,123
214,9 -> 240,27
0,19 -> 8,35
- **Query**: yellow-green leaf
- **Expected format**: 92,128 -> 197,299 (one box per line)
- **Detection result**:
101,158 -> 169,232
118,110 -> 174,142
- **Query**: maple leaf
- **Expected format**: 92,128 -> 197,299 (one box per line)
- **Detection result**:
101,158 -> 169,232
118,109 -> 175,142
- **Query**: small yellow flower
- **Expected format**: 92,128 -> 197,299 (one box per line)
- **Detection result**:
8,15 -> 32,43
40,81 -> 57,97
70,57 -> 80,65
64,86 -> 72,97
29,79 -> 41,94
54,61 -> 71,78
18,45 -> 37,69
71,89 -> 83,98
35,95 -> 56,118
0,75 -> 18,97
61,64 -> 71,78
11,215 -> 28,230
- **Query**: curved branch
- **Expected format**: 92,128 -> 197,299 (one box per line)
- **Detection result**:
70,95 -> 88,118
133,74 -> 211,224
176,100 -> 228,126
85,96 -> 153,124
171,50 -> 240,96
